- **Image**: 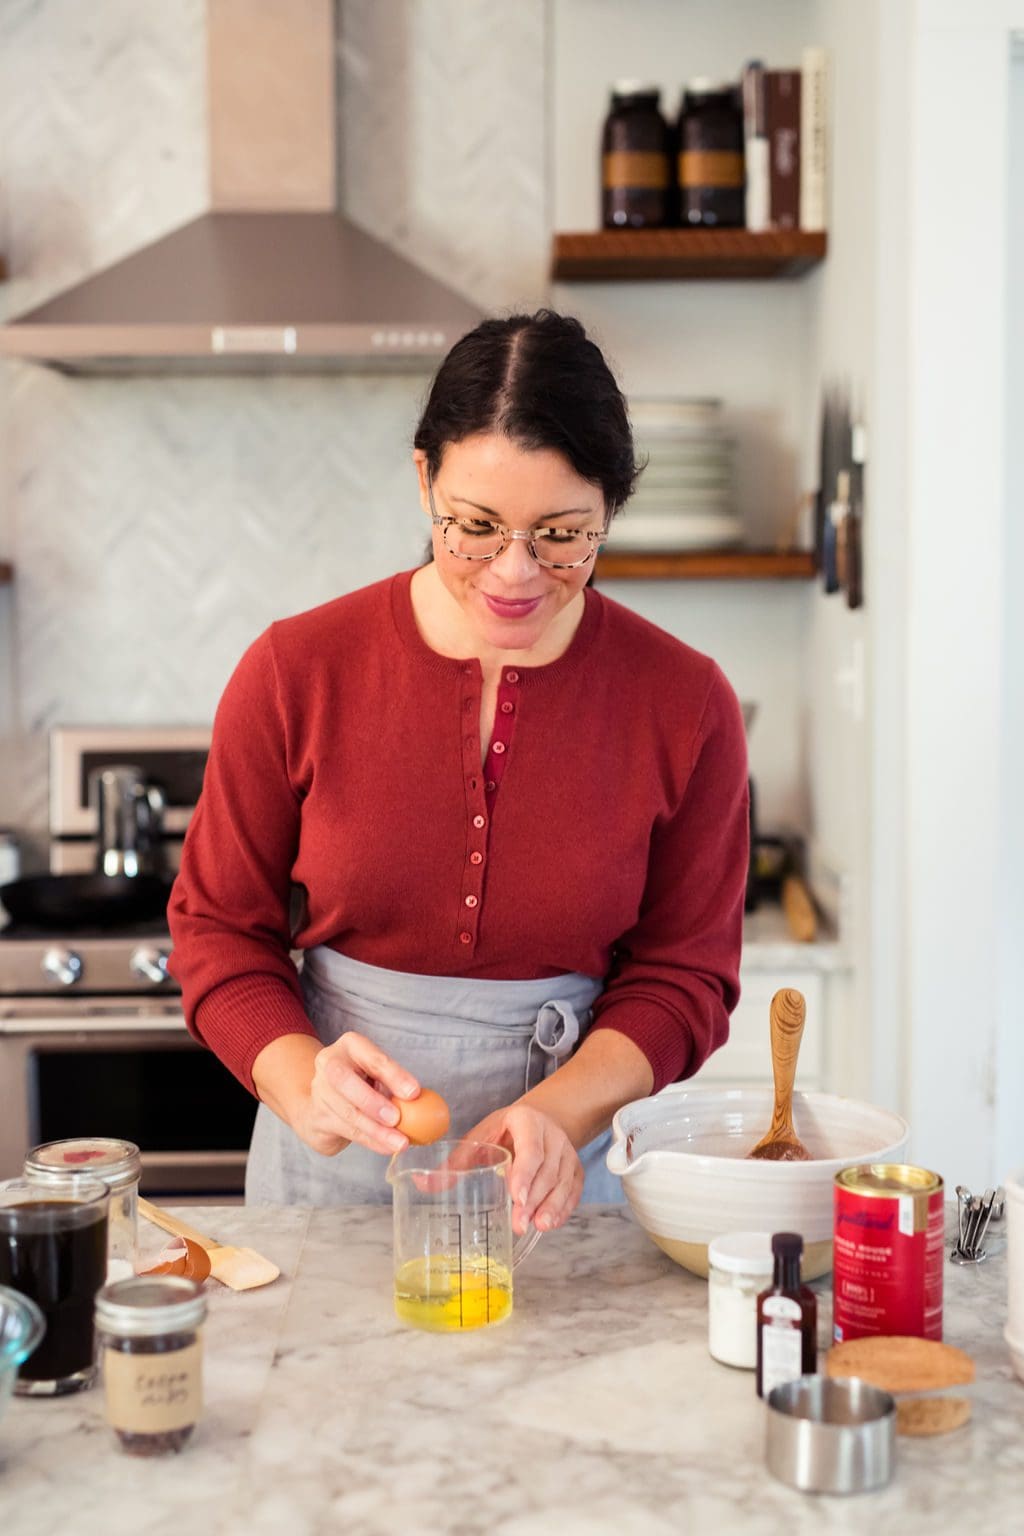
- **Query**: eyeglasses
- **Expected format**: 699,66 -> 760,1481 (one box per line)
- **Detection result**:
427,474 -> 607,570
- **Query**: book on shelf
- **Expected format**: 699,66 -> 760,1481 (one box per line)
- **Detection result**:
765,69 -> 801,230
759,47 -> 827,234
741,61 -> 770,233
800,46 -> 828,233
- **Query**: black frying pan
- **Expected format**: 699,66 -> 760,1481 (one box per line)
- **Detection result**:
0,873 -> 174,929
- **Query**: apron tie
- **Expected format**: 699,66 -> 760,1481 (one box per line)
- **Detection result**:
525,999 -> 583,1094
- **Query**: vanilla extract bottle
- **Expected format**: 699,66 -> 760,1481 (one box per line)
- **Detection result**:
756,1231 -> 817,1399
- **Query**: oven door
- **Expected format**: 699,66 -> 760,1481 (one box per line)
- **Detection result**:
0,999 -> 258,1195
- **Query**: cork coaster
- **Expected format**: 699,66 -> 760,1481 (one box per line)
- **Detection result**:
896,1397 -> 972,1437
825,1336 -> 975,1393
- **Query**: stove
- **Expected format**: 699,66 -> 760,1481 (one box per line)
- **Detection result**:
0,727 -> 257,1193
0,918 -> 175,999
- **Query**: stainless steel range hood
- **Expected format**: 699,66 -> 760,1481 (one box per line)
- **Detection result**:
0,212 -> 482,376
0,0 -> 481,375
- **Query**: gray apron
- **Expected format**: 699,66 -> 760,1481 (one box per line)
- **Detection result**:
245,947 -> 624,1207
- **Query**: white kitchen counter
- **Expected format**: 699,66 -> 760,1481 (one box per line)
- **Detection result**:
2,1205 -> 1020,1535
741,902 -> 848,972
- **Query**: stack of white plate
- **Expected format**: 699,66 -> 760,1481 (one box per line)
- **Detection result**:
608,399 -> 742,551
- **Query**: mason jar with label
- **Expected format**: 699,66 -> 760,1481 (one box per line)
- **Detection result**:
25,1137 -> 142,1281
707,1231 -> 774,1369
756,1231 -> 817,1398
601,82 -> 672,229
676,79 -> 745,227
96,1275 -> 206,1456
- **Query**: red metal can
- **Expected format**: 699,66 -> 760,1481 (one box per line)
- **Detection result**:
833,1163 -> 944,1343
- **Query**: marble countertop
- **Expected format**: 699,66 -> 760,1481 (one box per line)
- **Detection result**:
2,1205 -> 1020,1536
741,903 -> 848,972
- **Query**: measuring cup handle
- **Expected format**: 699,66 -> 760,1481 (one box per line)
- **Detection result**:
512,1225 -> 542,1269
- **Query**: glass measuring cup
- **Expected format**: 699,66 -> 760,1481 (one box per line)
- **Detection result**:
386,1141 -> 541,1332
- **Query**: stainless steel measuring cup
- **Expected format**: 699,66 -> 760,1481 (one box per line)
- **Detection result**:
386,1140 -> 541,1331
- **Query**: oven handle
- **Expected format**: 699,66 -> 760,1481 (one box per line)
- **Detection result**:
138,1149 -> 251,1198
142,1151 -> 247,1171
0,1015 -> 189,1037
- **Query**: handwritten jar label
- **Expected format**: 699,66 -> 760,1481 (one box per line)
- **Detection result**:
103,1340 -> 203,1434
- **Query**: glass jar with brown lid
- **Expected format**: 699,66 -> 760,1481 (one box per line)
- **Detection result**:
677,79 -> 744,227
601,82 -> 671,229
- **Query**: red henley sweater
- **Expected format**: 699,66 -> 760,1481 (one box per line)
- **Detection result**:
167,570 -> 749,1096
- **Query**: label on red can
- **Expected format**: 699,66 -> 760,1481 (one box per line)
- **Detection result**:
833,1163 -> 944,1343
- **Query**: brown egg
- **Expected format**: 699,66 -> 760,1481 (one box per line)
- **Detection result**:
140,1237 -> 212,1283
394,1087 -> 451,1146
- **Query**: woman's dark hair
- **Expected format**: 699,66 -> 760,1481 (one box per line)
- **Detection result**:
413,310 -> 642,516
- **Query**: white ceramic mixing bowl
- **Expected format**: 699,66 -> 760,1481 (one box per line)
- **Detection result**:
606,1085 -> 909,1279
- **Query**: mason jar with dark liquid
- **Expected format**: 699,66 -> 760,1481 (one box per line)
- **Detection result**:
677,79 -> 745,227
601,83 -> 671,229
0,1176 -> 109,1395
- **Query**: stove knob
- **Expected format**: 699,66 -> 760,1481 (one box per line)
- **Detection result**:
129,945 -> 171,985
42,948 -> 83,987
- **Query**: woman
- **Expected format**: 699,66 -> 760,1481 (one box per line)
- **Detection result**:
168,310 -> 748,1234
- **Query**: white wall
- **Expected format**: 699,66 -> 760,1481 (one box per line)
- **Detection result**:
996,39 -> 1024,1182
864,0 -> 914,1138
775,0 -> 1024,1186
799,0 -> 881,1106
902,0 -> 1024,1187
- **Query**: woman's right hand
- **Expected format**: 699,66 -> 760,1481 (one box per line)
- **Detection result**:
292,1031 -> 420,1158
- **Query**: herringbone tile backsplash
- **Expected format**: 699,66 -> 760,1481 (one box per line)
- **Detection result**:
0,0 -> 548,834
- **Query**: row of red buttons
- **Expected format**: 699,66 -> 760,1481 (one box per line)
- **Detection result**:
458,670 -> 521,943
461,796 -> 488,942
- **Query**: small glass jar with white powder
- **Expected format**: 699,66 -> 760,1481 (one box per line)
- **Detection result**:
25,1137 -> 142,1281
707,1231 -> 773,1369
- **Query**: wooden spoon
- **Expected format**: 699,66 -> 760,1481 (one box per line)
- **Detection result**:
747,987 -> 811,1162
138,1198 -> 280,1290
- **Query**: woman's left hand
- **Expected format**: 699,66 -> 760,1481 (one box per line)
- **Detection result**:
463,1103 -> 583,1236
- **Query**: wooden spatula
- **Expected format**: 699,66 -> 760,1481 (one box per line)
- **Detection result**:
747,988 -> 811,1162
138,1197 -> 280,1290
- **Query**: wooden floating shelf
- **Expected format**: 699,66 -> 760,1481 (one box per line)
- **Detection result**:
552,229 -> 827,282
595,549 -> 816,581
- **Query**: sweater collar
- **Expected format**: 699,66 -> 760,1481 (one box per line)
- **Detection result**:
390,567 -> 602,682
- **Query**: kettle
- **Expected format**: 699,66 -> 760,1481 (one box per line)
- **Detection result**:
89,765 -> 167,878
